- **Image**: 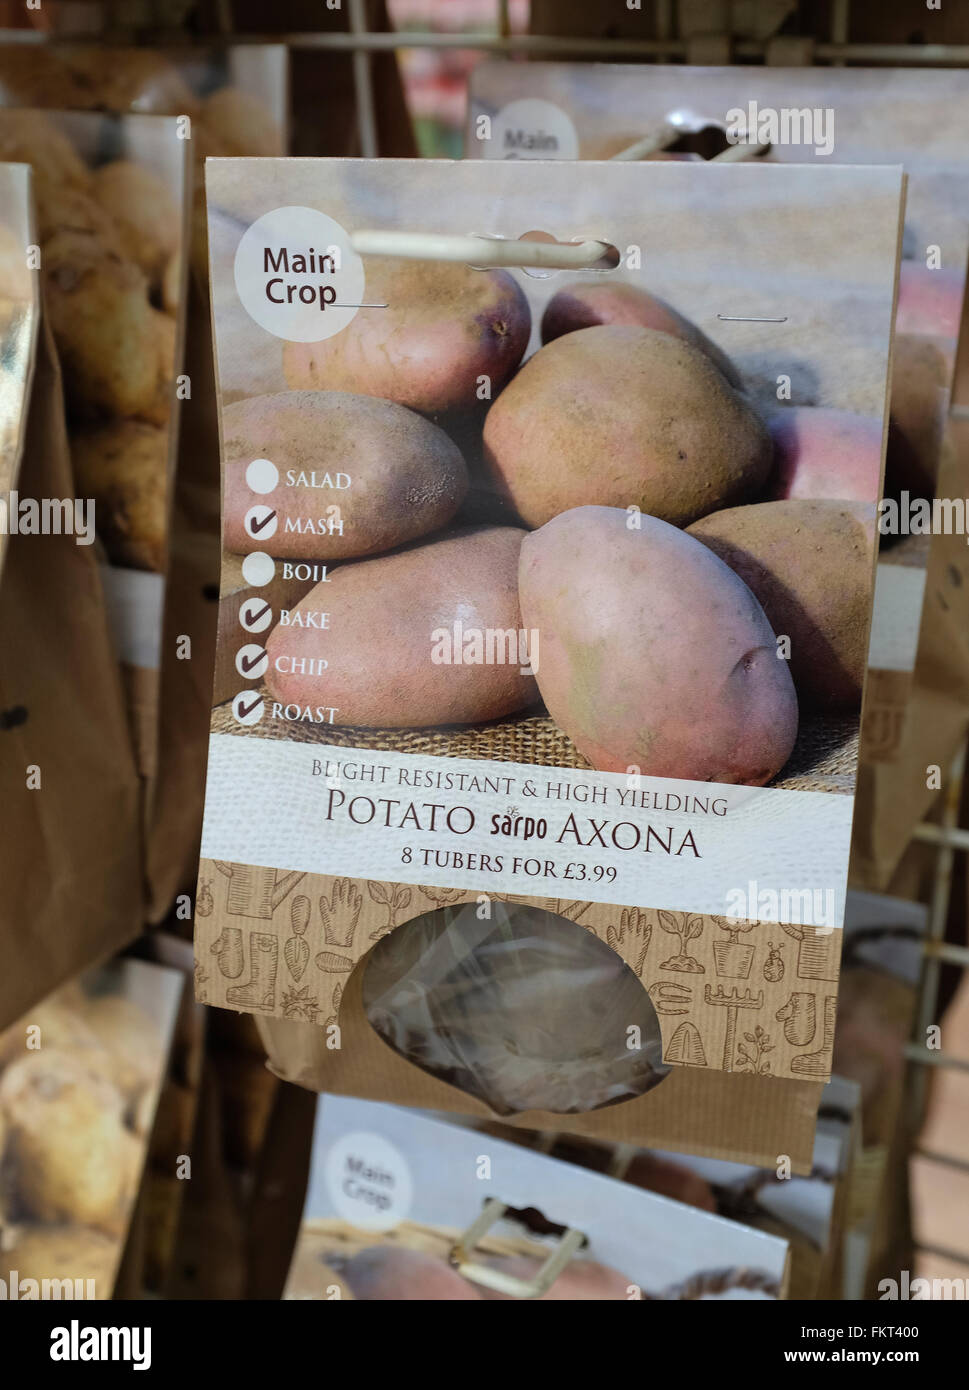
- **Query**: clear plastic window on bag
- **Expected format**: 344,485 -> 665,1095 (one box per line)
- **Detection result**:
362,901 -> 669,1116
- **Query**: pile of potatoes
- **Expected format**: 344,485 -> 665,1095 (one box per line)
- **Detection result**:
0,49 -> 282,573
226,263 -> 883,787
0,983 -> 163,1296
0,109 -> 178,571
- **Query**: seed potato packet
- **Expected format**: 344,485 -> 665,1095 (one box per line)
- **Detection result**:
196,156 -> 902,1166
0,106 -> 190,793
467,60 -> 969,799
284,1094 -> 790,1300
0,40 -> 289,921
0,956 -> 183,1302
0,168 -> 142,1030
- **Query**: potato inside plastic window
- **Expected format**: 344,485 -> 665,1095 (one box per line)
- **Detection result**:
363,902 -> 668,1116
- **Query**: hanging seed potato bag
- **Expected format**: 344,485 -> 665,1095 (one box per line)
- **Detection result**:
0,42 -> 289,921
0,165 -> 142,1029
195,156 -> 902,1168
468,61 -> 969,887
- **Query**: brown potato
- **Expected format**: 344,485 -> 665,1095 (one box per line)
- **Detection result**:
92,160 -> 181,284
72,421 -> 168,572
265,526 -> 538,727
541,281 -> 742,387
519,506 -> 797,783
44,228 -> 170,421
886,334 -> 949,496
63,48 -> 197,116
222,391 -> 468,560
483,325 -> 771,529
0,109 -> 90,191
283,262 -> 530,415
341,1247 -> 482,1301
688,500 -> 876,710
200,88 -> 281,157
0,1051 -> 133,1232
0,1226 -> 118,1298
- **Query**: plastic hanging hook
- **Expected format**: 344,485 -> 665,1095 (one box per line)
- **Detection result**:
350,229 -> 617,271
449,1198 -> 588,1299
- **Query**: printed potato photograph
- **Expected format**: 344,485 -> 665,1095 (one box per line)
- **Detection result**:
207,158 -> 897,804
0,959 -> 181,1300
0,106 -> 187,578
284,1096 -> 791,1302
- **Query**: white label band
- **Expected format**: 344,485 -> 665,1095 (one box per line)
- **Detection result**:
200,733 -> 852,925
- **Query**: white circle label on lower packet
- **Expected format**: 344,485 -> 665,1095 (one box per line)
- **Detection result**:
324,1131 -> 413,1232
484,98 -> 579,160
234,205 -> 365,342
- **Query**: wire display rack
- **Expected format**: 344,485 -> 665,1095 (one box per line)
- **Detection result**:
18,0 -> 969,1289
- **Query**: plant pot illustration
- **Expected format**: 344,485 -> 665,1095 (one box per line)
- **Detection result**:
711,916 -> 756,979
780,924 -> 841,981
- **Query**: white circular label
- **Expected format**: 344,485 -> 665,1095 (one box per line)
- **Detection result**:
242,552 -> 275,587
485,99 -> 579,161
231,690 -> 264,727
246,458 -> 279,494
234,205 -> 365,342
324,1131 -> 413,1232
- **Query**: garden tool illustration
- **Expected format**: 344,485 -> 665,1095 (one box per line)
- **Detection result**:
775,992 -> 816,1047
213,862 -> 305,919
791,995 -> 837,1077
284,895 -> 311,981
704,984 -> 764,1072
648,980 -> 692,1015
664,1021 -> 707,1066
225,932 -> 279,1011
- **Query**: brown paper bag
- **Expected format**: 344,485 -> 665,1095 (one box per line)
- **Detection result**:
0,298 -> 142,1028
849,419 -> 969,890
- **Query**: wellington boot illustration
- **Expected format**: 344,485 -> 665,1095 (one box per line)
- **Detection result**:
664,1021 -> 707,1066
791,995 -> 837,1077
226,932 -> 279,1011
210,926 -> 244,979
775,991 -> 816,1047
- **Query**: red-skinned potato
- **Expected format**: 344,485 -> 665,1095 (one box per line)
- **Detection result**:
688,500 -> 876,711
266,526 -> 538,727
766,407 -> 883,503
519,506 -> 798,783
282,262 -> 530,415
222,391 -> 468,560
541,281 -> 742,387
886,334 -> 949,496
483,325 -> 771,530
340,1247 -> 482,1301
896,262 -> 964,341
